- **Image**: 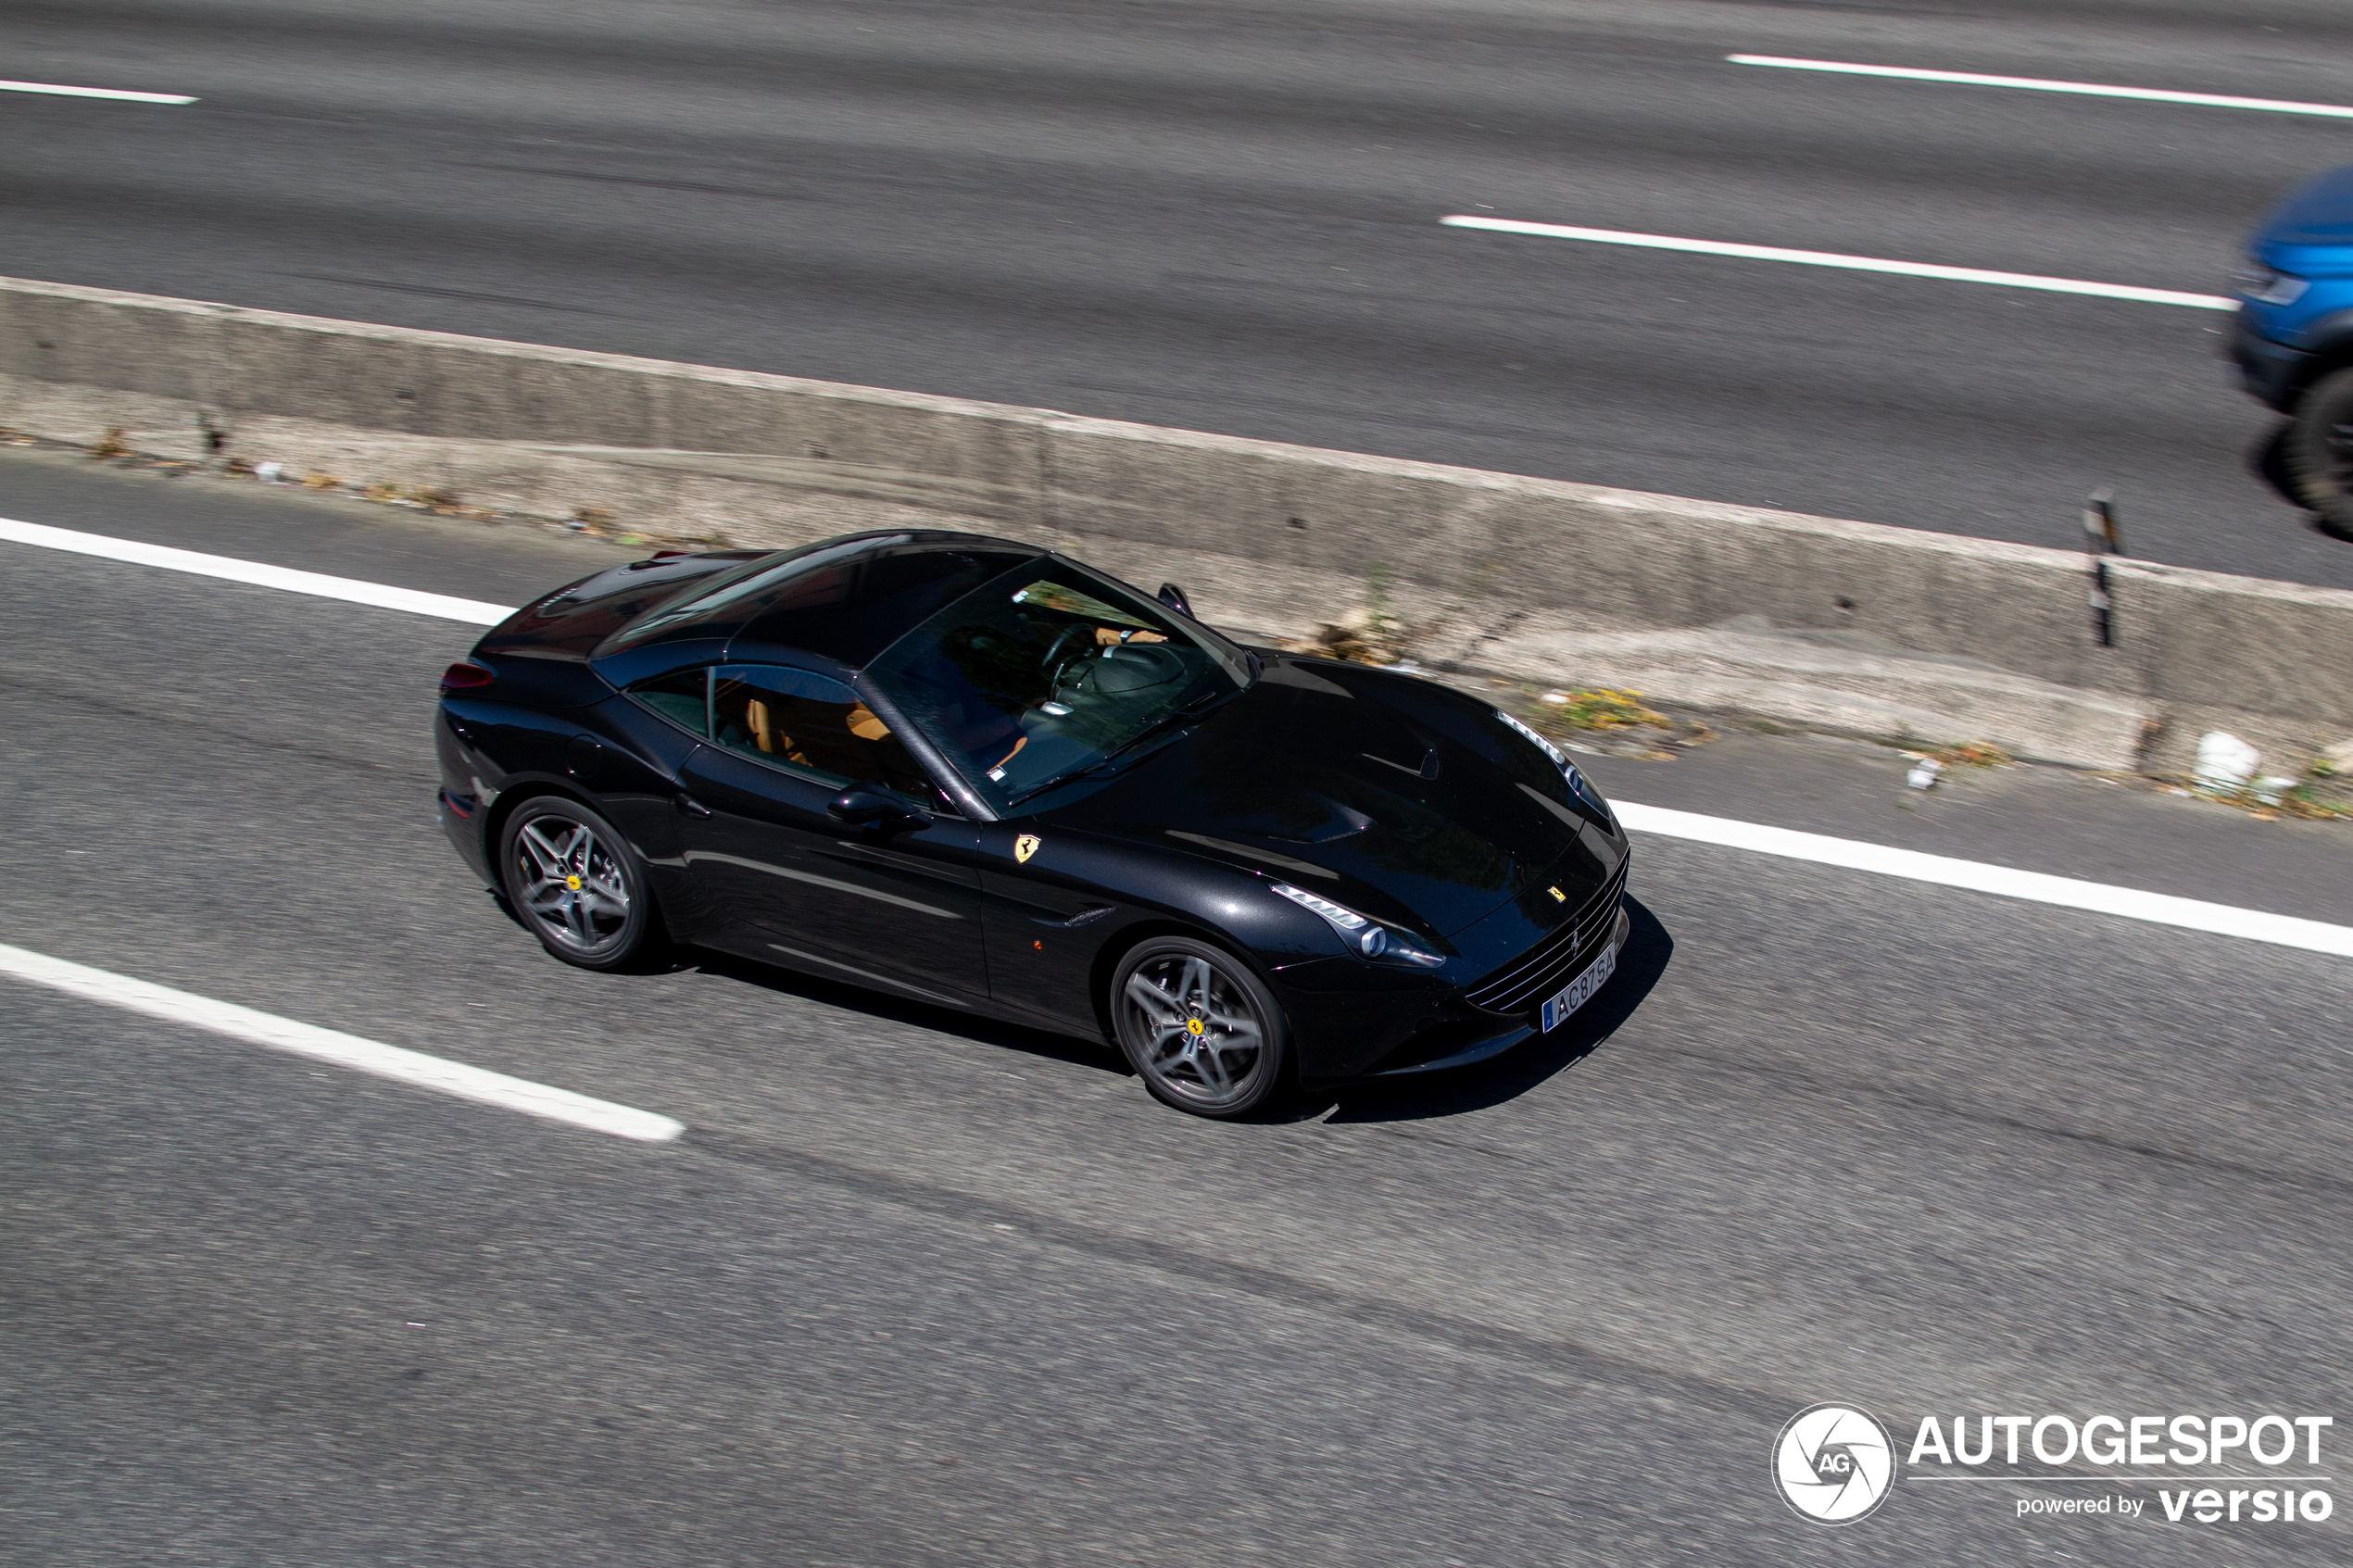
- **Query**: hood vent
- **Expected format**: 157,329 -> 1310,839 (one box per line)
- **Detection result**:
1266,793 -> 1376,845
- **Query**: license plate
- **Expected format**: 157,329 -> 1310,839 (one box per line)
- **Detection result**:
1540,944 -> 1617,1032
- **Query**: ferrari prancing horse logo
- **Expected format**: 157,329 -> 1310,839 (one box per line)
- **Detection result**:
1014,834 -> 1041,864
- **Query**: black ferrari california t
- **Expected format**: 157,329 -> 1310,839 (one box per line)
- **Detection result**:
435,530 -> 1630,1117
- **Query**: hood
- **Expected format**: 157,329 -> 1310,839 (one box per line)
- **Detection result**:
2252,164 -> 2353,276
1040,655 -> 1619,941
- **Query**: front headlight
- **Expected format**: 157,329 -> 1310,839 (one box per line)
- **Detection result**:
1494,709 -> 1614,822
2233,264 -> 2310,307
1269,883 -> 1447,969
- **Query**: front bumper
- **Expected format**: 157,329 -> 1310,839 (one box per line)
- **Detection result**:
1277,838 -> 1632,1082
2231,307 -> 2310,413
1374,905 -> 1631,1077
1276,890 -> 1632,1085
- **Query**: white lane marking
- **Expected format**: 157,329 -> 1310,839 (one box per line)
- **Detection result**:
0,517 -> 513,624
9,517 -> 2348,958
1439,216 -> 2235,310
1615,803 -> 2353,959
0,942 -> 686,1141
0,79 -> 198,105
1729,55 -> 2353,120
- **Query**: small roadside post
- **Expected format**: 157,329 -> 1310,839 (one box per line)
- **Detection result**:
2082,489 -> 2123,647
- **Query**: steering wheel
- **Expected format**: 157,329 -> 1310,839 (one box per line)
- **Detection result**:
1039,622 -> 1098,695
1063,640 -> 1185,699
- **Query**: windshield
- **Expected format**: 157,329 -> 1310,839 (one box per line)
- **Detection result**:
864,560 -> 1252,811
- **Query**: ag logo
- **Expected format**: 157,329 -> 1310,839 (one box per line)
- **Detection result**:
1772,1404 -> 1894,1525
1014,834 -> 1041,864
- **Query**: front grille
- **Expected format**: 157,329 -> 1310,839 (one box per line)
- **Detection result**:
1464,859 -> 1629,1015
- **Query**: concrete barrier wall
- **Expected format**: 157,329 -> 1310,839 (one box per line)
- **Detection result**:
1041,416 -> 2136,687
6,274 -> 2351,746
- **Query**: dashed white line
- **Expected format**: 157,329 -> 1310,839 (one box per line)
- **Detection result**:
0,517 -> 512,624
0,79 -> 197,106
1438,216 -> 2235,310
1729,55 -> 2353,120
1615,804 -> 2353,959
5,518 -> 2346,959
0,941 -> 686,1141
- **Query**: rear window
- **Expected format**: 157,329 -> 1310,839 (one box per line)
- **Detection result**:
623,667 -> 710,734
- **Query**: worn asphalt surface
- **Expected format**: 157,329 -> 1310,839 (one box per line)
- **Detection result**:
5,451 -> 2352,1563
6,0 -> 2353,586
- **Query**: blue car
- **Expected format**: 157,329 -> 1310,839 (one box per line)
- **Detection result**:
2233,164 -> 2353,533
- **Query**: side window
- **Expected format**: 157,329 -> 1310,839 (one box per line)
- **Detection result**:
711,665 -> 941,803
624,666 -> 711,735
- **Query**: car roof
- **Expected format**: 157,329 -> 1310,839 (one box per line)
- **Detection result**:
592,530 -> 1044,675
729,532 -> 1042,666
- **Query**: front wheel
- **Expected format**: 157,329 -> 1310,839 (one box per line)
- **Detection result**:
497,796 -> 662,972
1110,937 -> 1292,1118
2284,368 -> 2353,539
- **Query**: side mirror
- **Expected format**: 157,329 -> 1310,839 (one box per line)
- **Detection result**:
1156,583 -> 1192,617
828,784 -> 931,830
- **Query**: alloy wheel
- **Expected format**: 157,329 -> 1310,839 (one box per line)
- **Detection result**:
511,813 -> 634,956
1118,950 -> 1270,1110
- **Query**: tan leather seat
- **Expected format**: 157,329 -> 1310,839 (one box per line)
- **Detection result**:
745,698 -> 808,765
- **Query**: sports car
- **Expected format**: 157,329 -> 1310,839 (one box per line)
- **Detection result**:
435,530 -> 1631,1117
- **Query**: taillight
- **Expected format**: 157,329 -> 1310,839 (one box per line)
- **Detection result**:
440,661 -> 495,692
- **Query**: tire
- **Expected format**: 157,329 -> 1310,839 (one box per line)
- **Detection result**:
2284,368 -> 2353,540
1109,936 -> 1292,1118
497,796 -> 662,972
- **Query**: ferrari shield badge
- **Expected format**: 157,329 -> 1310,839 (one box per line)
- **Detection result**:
1548,885 -> 1566,902
1014,834 -> 1042,864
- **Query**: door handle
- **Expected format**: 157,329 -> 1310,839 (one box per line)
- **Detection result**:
675,793 -> 712,818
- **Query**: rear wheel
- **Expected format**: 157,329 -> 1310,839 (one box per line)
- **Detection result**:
1110,936 -> 1291,1118
2284,368 -> 2353,539
497,796 -> 661,971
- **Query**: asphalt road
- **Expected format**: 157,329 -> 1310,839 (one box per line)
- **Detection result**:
7,0 -> 2353,587
7,452 -> 2353,1563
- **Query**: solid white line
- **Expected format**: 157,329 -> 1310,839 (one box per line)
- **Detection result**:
9,516 -> 2348,959
0,79 -> 197,105
1729,55 -> 2353,120
1439,216 -> 2235,310
1614,803 -> 2353,959
0,517 -> 514,624
0,941 -> 686,1141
